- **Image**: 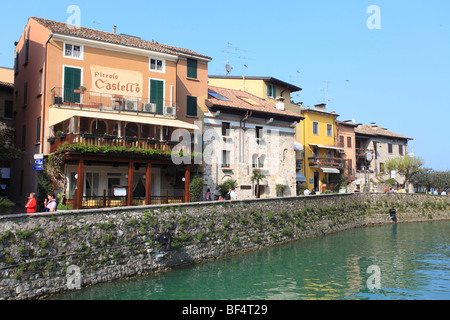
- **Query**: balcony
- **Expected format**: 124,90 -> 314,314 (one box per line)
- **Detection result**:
50,87 -> 177,118
356,148 -> 372,158
308,157 -> 346,169
48,132 -> 180,156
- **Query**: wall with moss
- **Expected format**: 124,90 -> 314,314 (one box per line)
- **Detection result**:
0,193 -> 449,300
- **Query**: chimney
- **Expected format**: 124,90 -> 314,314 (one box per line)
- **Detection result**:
314,103 -> 326,112
113,26 -> 117,34
275,96 -> 285,111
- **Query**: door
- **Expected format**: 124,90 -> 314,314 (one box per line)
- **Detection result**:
150,79 -> 164,115
314,171 -> 319,192
64,66 -> 82,103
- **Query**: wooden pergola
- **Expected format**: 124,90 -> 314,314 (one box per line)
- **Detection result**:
64,153 -> 191,210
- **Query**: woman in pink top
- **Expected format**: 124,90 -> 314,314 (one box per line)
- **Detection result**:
44,194 -> 57,212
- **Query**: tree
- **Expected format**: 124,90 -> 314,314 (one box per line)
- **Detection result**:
189,176 -> 204,202
217,179 -> 238,198
0,122 -> 23,162
384,155 -> 424,189
251,170 -> 266,198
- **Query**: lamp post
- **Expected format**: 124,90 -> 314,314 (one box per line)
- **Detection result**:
364,152 -> 373,193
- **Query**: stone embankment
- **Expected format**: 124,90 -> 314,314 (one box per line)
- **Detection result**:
0,193 -> 448,300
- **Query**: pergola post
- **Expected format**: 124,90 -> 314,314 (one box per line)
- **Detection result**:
145,162 -> 152,205
184,165 -> 190,203
127,161 -> 134,207
75,159 -> 84,209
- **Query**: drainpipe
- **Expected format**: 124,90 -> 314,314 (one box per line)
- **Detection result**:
239,111 -> 251,163
40,31 -> 53,154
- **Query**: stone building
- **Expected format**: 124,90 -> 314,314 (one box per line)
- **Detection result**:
203,85 -> 303,199
349,122 -> 413,192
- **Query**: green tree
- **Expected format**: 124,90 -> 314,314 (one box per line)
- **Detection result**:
251,170 -> 266,198
384,155 -> 425,189
0,122 -> 23,162
189,176 -> 204,202
217,179 -> 238,198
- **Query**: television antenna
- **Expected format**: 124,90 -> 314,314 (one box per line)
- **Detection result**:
221,42 -> 235,75
320,81 -> 331,105
235,46 -> 254,78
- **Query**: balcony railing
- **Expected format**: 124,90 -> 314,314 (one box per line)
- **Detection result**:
50,87 -> 177,118
48,132 -> 180,154
308,157 -> 346,169
356,148 -> 372,158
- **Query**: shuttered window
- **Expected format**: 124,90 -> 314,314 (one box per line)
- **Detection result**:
187,58 -> 198,79
187,96 -> 197,117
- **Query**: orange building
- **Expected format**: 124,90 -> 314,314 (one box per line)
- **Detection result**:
12,17 -> 211,209
336,120 -> 357,183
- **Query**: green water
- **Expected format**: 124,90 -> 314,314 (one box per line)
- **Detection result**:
53,221 -> 450,300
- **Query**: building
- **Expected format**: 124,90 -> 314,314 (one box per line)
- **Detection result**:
350,122 -> 413,192
300,104 -> 345,193
336,120 -> 358,184
12,17 -> 211,209
0,67 -> 14,196
208,75 -> 306,192
203,85 -> 303,199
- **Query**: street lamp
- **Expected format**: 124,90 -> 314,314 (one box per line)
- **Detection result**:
364,152 -> 373,193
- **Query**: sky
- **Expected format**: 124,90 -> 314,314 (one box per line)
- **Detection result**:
0,0 -> 449,171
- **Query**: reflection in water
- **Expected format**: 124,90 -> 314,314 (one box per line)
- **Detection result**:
52,221 -> 450,300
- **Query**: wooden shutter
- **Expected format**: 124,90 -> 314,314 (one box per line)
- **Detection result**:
187,59 -> 198,79
150,79 -> 164,114
187,96 -> 197,117
64,66 -> 81,103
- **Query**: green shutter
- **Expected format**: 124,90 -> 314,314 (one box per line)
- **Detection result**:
266,84 -> 271,96
187,96 -> 197,117
64,66 -> 81,103
272,86 -> 276,98
150,79 -> 164,114
187,59 -> 198,79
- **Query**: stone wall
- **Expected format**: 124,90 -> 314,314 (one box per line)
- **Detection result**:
0,193 -> 448,300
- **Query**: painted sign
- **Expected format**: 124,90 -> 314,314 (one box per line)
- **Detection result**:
33,165 -> 43,171
34,154 -> 44,160
91,66 -> 143,97
35,159 -> 44,165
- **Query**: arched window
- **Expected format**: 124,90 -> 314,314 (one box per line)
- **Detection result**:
125,123 -> 139,138
91,120 -> 106,135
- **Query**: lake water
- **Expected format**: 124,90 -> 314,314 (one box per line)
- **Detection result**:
52,221 -> 450,300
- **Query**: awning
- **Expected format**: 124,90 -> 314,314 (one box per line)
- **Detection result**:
309,144 -> 344,152
294,142 -> 303,151
296,173 -> 306,182
321,167 -> 340,174
48,107 -> 199,130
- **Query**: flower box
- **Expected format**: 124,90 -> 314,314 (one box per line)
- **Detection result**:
125,137 -> 138,142
47,137 -> 55,143
82,133 -> 98,139
103,135 -> 118,140
146,139 -> 160,144
167,141 -> 180,145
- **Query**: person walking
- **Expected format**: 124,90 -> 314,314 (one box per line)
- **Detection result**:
25,193 -> 37,213
205,188 -> 211,201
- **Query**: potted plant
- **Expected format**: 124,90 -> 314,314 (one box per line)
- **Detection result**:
103,134 -> 118,140
125,136 -> 138,142
56,130 -> 66,139
146,137 -> 159,144
74,86 -> 87,94
276,184 -> 286,197
47,137 -> 55,143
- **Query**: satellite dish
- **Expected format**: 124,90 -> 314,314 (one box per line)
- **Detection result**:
225,64 -> 233,75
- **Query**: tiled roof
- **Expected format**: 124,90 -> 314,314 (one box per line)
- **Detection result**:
355,124 -> 412,140
206,86 -> 303,120
31,17 -> 211,60
0,81 -> 13,89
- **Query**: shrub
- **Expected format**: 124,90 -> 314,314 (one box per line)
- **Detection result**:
189,176 -> 204,202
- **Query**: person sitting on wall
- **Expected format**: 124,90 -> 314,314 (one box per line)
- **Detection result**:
25,193 -> 37,213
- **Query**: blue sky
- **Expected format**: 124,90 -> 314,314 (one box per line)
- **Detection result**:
0,0 -> 449,170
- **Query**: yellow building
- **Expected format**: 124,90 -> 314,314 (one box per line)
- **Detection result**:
208,76 -> 306,191
301,104 -> 345,193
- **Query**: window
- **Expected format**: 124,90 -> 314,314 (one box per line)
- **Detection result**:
313,122 -> 319,135
85,173 -> 99,197
266,83 -> 276,98
4,100 -> 12,118
222,122 -> 230,136
36,117 -> 41,143
327,150 -> 332,158
64,43 -> 83,59
399,145 -> 403,155
23,82 -> 28,106
15,52 -> 19,73
39,69 -> 43,94
24,40 -> 29,65
63,66 -> 82,103
380,162 -> 385,173
327,124 -> 332,137
150,79 -> 164,114
21,125 -> 26,149
222,150 -> 230,167
388,143 -> 393,154
347,136 -> 352,148
186,96 -> 197,117
187,58 -> 198,79
339,136 -> 344,148
256,126 -> 263,139
150,58 -> 164,72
